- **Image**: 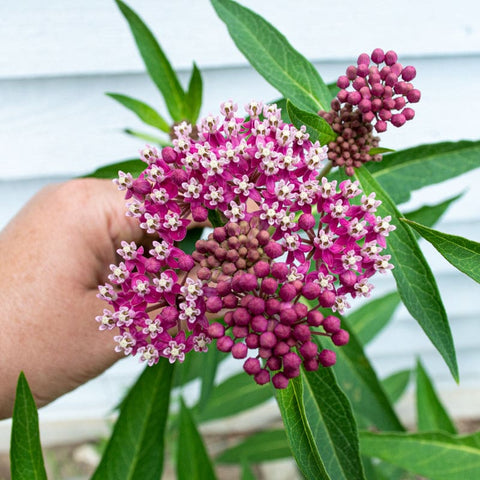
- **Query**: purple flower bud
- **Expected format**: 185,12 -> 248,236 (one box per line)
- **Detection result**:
339,270 -> 357,287
385,50 -> 398,66
294,324 -> 311,342
363,111 -> 375,123
217,335 -> 234,352
283,352 -> 302,371
222,262 -> 237,276
272,373 -> 289,389
226,223 -> 240,236
261,277 -> 278,295
300,341 -> 318,359
332,329 -> 350,346
279,284 -> 297,302
244,357 -> 261,375
271,262 -> 289,281
252,261 -> 269,278
385,72 -> 398,87
250,315 -> 267,333
161,146 -> 177,163
216,280 -> 231,296
391,113 -> 406,127
254,369 -> 270,385
407,89 -> 421,103
144,257 -> 161,273
375,120 -> 387,132
246,333 -> 260,348
232,342 -> 248,359
323,315 -> 341,333
337,75 -> 350,88
319,349 -> 337,367
403,107 -> 415,120
353,77 -> 366,91
260,331 -> 277,348
371,48 -> 385,64
132,178 -> 151,195
267,356 -> 282,371
402,65 -> 416,81
177,254 -> 195,271
358,99 -> 372,113
337,89 -> 348,102
192,206 -> 208,222
206,295 -> 223,313
274,324 -> 291,340
371,83 -> 384,96
357,53 -> 370,65
233,325 -> 249,338
208,322 -> 225,338
307,310 -> 324,326
346,65 -> 357,80
248,297 -> 266,315
279,307 -> 297,325
274,341 -> 290,356
391,63 -> 403,76
304,358 -> 319,371
347,91 -> 362,105
213,227 -> 226,242
223,293 -> 238,309
264,242 -> 283,259
284,367 -> 300,379
383,97 -> 395,109
394,97 -> 406,110
171,168 -> 188,185
162,306 -> 179,322
265,298 -> 281,315
233,273 -> 258,292
233,307 -> 251,326
294,302 -> 308,319
319,290 -> 336,308
198,267 -> 211,281
298,213 -> 316,230
302,282 -> 321,300
256,230 -> 270,246
356,64 -> 369,78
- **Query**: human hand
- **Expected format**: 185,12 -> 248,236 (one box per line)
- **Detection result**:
0,178 -> 144,419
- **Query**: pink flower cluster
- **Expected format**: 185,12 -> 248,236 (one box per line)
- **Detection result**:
97,101 -> 395,388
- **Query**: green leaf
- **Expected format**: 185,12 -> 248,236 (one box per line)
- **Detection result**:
211,0 -> 331,112
315,320 -> 404,432
381,369 -> 411,405
326,81 -> 340,101
355,167 -> 458,381
197,347 -> 222,413
185,63 -> 203,123
368,147 -> 395,155
360,431 -> 480,480
367,140 -> 480,203
403,193 -> 463,239
403,219 -> 480,284
124,128 -> 170,146
106,93 -> 171,132
217,430 -> 291,464
10,372 -> 47,480
208,208 -> 225,228
302,366 -> 366,480
286,100 -> 337,145
92,359 -> 174,480
177,398 -> 218,480
348,291 -> 401,345
84,159 -> 145,179
276,377 -> 330,479
416,359 -> 456,434
177,227 -> 204,255
115,0 -> 186,121
196,372 -> 273,423
241,462 -> 257,480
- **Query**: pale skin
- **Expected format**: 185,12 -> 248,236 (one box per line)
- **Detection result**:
0,179 -> 144,419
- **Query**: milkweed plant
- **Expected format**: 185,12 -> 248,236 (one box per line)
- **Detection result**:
10,1 -> 480,479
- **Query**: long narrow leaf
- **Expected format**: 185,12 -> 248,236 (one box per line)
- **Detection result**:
348,291 -> 401,345
302,366 -> 366,480
315,320 -> 404,432
360,431 -> 480,480
124,128 -> 170,145
367,140 -> 480,203
276,377 -> 330,479
403,219 -> 480,284
196,371 -> 272,423
92,359 -> 174,480
286,100 -> 337,146
185,63 -> 203,123
197,347 -> 222,413
381,369 -> 411,405
211,0 -> 331,112
177,398 -> 218,480
115,0 -> 186,121
84,159 -> 145,179
355,167 -> 458,381
106,93 -> 170,132
416,360 -> 456,434
217,430 -> 291,464
10,372 -> 47,480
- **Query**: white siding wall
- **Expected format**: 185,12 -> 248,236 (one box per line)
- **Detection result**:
1,0 -> 480,446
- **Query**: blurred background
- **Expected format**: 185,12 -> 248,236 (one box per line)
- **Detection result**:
1,0 -> 479,475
